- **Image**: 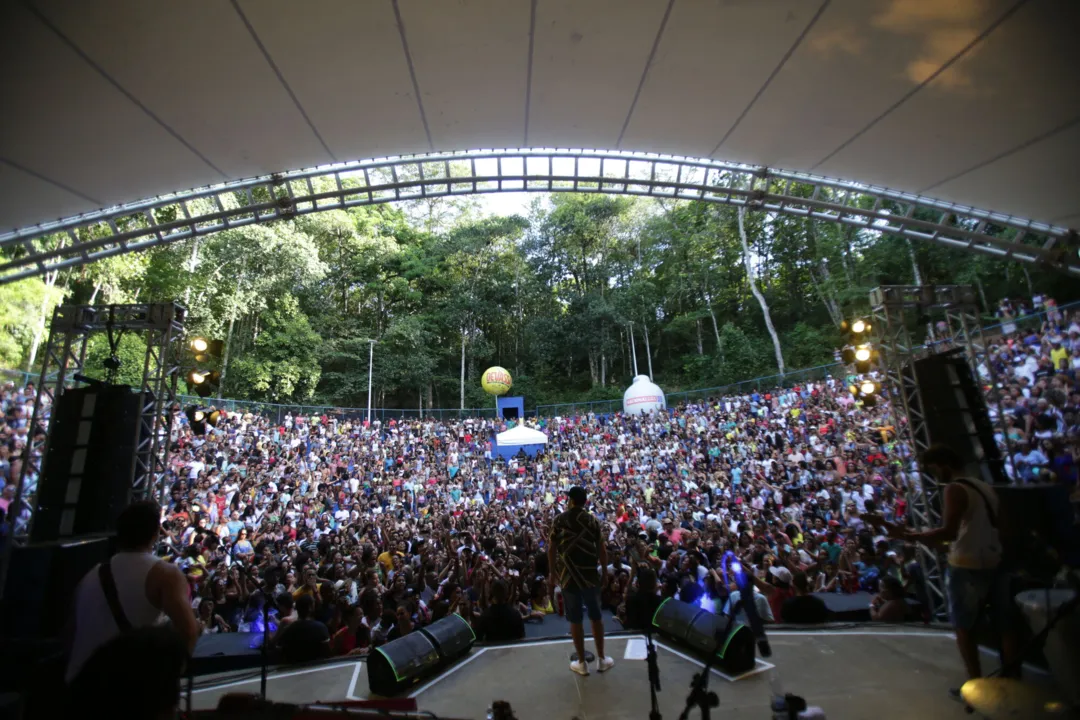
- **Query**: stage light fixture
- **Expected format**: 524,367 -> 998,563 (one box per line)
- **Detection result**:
860,380 -> 877,395
851,319 -> 867,334
841,346 -> 856,364
190,337 -> 209,353
184,405 -> 221,436
848,384 -> 859,396
855,346 -> 872,362
187,370 -> 207,385
185,405 -> 207,435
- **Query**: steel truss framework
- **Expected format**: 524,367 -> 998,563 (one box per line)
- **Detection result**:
869,284 -> 1012,621
1,149 -> 1077,285
7,303 -> 185,549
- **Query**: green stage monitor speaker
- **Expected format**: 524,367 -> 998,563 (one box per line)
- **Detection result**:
367,614 -> 475,696
652,597 -> 757,675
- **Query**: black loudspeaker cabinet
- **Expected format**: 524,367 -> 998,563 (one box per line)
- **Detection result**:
367,614 -> 475,696
652,598 -> 757,675
33,384 -> 144,543
3,536 -> 112,639
652,594 -> 700,640
995,484 -> 1080,569
420,612 -> 475,658
906,350 -> 1005,485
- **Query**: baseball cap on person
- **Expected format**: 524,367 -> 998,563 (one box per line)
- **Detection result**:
769,566 -> 793,585
568,486 -> 587,506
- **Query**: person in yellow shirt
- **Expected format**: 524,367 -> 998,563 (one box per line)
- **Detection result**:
378,541 -> 406,573
1050,340 -> 1068,370
292,568 -> 321,600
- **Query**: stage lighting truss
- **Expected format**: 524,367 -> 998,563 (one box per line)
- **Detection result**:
0,149 -> 1076,286
0,302 -> 185,594
868,284 -> 1016,622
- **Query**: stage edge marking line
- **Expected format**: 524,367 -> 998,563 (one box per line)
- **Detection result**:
191,661 -> 359,694
346,662 -> 364,700
655,641 -> 774,682
407,648 -> 488,699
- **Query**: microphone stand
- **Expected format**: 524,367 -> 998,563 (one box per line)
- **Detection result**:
644,619 -> 663,720
260,598 -> 270,699
676,627 -> 724,720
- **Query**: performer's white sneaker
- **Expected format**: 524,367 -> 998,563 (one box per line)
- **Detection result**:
570,659 -> 590,676
597,656 -> 615,673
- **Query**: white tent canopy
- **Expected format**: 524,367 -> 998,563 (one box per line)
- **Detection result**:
496,425 -> 548,447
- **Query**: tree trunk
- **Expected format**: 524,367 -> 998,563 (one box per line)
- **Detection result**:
219,311 -> 236,400
906,239 -> 923,285
219,270 -> 246,400
1022,266 -> 1034,298
695,318 -> 704,356
88,282 -> 101,306
183,237 -> 201,307
808,267 -> 843,327
459,328 -> 466,410
588,352 -> 598,386
704,306 -> 721,356
26,268 -> 62,373
738,207 -> 785,376
975,276 -> 989,312
643,322 -> 653,379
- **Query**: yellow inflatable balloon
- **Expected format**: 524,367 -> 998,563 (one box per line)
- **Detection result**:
481,366 -> 513,396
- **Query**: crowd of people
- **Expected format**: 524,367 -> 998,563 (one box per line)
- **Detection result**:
1,296 -> 1078,665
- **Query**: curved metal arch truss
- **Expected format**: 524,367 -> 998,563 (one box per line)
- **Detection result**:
1,149 -> 1076,285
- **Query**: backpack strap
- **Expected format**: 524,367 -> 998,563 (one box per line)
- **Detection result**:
951,478 -> 998,528
98,561 -> 132,632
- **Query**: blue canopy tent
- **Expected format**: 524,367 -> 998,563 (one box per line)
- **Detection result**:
493,425 -> 548,460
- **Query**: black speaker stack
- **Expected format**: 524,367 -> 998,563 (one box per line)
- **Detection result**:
32,383 -> 144,542
905,349 -> 1006,486
367,613 -> 475,696
651,597 -> 756,675
4,383 -> 141,640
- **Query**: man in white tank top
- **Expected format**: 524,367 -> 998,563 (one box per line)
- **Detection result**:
66,501 -> 201,682
865,444 -> 1019,691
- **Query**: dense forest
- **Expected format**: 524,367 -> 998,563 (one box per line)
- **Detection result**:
1,190 -> 1075,411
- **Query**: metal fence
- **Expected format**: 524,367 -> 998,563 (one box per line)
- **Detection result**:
171,398 -> 503,425
532,362 -> 842,417
3,297 -> 1075,421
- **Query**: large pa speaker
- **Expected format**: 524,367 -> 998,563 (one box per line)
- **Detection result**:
652,598 -> 757,675
3,535 -> 111,639
652,595 -> 701,640
996,484 -> 1080,569
420,612 -> 475,658
33,384 -> 143,542
906,350 -> 1005,485
367,614 -> 475,696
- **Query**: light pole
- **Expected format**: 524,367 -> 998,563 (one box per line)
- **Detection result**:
366,339 -> 377,425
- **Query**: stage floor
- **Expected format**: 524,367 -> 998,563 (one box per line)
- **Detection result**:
189,628 -> 1046,719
